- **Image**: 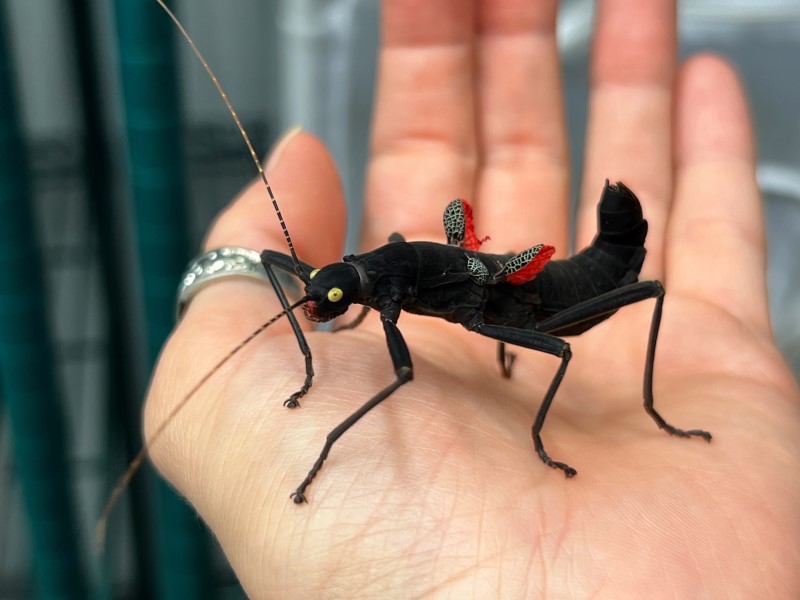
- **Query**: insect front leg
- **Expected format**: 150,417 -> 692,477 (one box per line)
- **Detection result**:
291,312 -> 414,504
261,250 -> 315,408
538,280 -> 712,442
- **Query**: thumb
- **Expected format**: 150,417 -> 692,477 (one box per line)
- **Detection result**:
143,129 -> 345,486
189,128 -> 348,327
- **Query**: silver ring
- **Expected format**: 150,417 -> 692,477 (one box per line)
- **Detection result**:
176,247 -> 268,320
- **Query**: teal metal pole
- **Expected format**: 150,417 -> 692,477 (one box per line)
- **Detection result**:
111,0 -> 212,598
65,0 -> 154,595
0,8 -> 87,600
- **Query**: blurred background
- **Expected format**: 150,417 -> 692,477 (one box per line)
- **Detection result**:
0,0 -> 797,598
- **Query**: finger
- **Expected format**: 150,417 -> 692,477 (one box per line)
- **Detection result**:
577,0 -> 676,279
474,0 -> 570,254
363,0 -> 477,249
668,55 -> 769,331
183,129 -> 347,338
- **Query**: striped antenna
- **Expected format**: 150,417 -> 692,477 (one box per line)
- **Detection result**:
154,0 -> 307,280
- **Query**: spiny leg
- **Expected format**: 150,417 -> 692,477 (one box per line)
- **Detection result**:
262,257 -> 313,408
538,280 -> 711,442
292,316 -> 413,503
473,322 -> 576,477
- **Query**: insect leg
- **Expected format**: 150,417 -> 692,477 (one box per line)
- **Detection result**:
472,322 -> 576,477
261,251 -> 314,408
291,317 -> 414,503
497,342 -> 516,379
642,288 -> 712,441
537,280 -> 712,442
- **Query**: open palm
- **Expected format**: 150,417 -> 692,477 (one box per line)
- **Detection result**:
146,0 -> 800,597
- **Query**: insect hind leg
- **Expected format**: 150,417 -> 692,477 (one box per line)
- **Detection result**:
641,287 -> 712,442
537,280 -> 712,443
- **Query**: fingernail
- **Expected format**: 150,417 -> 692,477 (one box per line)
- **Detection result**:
265,125 -> 303,171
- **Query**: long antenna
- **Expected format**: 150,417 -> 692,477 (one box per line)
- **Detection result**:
98,0 -> 316,552
95,296 -> 310,550
154,0 -> 307,279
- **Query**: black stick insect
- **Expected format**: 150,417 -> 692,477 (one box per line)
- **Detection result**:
98,1 -> 713,542
274,173 -> 715,503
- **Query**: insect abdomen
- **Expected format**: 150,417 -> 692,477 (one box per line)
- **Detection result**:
485,182 -> 650,332
593,180 -> 648,272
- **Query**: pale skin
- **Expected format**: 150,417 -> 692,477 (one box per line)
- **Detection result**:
145,0 -> 800,597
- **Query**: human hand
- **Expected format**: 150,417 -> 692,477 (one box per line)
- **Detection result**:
146,0 -> 800,597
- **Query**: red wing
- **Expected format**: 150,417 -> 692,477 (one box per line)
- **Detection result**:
443,199 -> 489,251
502,244 -> 555,284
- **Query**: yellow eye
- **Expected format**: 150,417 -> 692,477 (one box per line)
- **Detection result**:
309,268 -> 320,279
327,287 -> 344,302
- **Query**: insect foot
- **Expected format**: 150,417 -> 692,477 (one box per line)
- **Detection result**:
643,395 -> 712,443
284,394 -> 303,409
536,447 -> 578,478
291,449 -> 328,505
662,424 -> 713,443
